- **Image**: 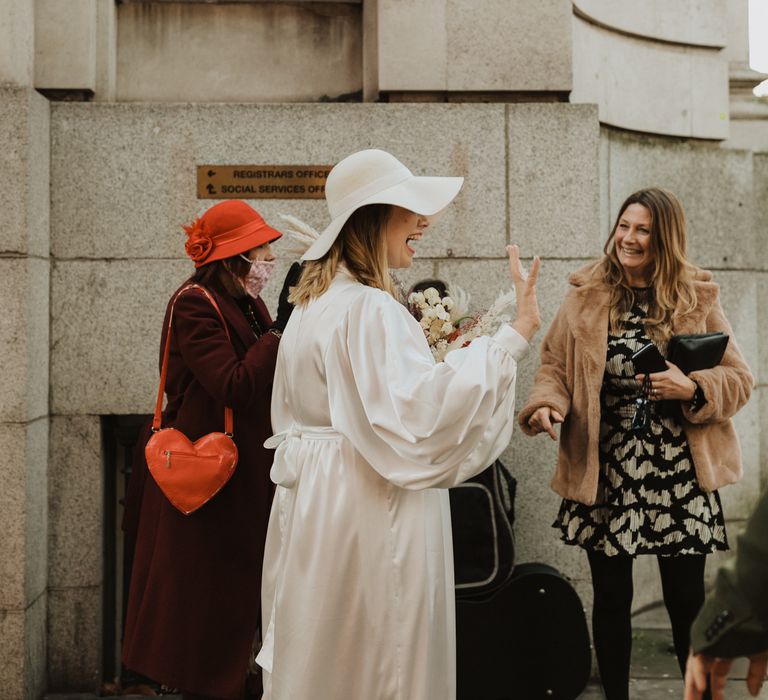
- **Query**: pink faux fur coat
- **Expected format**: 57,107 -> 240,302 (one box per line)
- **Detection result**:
518,262 -> 754,505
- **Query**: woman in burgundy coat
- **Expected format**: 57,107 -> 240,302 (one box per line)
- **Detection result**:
122,200 -> 296,700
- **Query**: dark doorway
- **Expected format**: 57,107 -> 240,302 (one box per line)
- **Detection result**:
101,414 -> 151,685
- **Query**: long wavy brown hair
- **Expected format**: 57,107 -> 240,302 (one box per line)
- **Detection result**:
588,188 -> 698,342
289,204 -> 394,305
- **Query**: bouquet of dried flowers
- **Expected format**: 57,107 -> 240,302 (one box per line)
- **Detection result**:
408,283 -> 516,361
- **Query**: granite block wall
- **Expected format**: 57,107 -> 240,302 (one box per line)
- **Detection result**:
0,87 -> 50,700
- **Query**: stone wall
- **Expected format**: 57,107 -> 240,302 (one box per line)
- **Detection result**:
0,87 -> 50,700
45,101 -> 767,688
116,2 -> 363,102
375,0 -> 572,94
0,0 -> 34,87
571,0 -> 730,139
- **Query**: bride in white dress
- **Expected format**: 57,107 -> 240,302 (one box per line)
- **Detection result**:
257,149 -> 541,700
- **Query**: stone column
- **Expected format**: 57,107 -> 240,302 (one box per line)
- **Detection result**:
371,0 -> 571,100
0,2 -> 51,697
571,0 -> 730,139
0,0 -> 34,86
723,0 -> 768,150
94,0 -> 117,101
0,84 -> 51,700
34,0 -> 98,99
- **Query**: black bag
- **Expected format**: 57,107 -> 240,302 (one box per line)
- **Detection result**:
667,332 -> 729,374
450,459 -> 516,602
456,563 -> 592,700
631,342 -> 667,374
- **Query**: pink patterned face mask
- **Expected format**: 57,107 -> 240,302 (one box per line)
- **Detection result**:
240,258 -> 275,299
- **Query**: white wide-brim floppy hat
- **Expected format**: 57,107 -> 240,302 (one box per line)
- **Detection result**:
301,148 -> 464,261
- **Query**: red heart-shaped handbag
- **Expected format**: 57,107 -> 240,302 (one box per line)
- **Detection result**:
146,428 -> 238,515
145,285 -> 239,515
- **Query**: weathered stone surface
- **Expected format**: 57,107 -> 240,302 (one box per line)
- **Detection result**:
573,16 -> 729,139
0,609 -> 25,699
0,419 -> 48,611
25,591 -> 47,700
598,124 -> 612,241
508,104 -> 601,259
0,82 -> 49,700
574,0 -> 727,47
116,2 -> 361,102
34,0 -> 97,91
50,102 -> 508,261
24,417 -> 49,607
726,120 -> 768,153
0,258 -> 51,422
602,129 -> 755,269
0,87 -> 50,258
48,416 -> 103,588
47,586 -> 101,693
26,257 -> 51,423
0,0 -> 34,86
754,154 -> 768,273
377,0 -> 447,90
51,259 -> 190,415
446,0 -> 571,92
377,0 -> 571,92
94,0 -> 117,101
0,593 -> 47,700
0,423 -> 27,611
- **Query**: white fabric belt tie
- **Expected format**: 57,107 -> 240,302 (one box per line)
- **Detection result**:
257,424 -> 343,674
264,424 -> 341,488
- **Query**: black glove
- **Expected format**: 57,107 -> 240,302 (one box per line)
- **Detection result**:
271,262 -> 303,333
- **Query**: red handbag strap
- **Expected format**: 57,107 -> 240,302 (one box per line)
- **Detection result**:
152,284 -> 234,436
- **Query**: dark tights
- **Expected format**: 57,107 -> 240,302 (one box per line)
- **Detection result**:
587,550 -> 710,700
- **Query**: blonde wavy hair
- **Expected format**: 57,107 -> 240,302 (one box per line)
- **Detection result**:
289,204 -> 394,305
588,188 -> 698,342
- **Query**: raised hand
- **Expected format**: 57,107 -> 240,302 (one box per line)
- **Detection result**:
507,244 -> 541,342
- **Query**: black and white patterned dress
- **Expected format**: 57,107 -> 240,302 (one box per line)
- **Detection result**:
555,294 -> 728,557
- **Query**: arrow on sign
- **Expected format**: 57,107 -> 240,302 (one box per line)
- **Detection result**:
207,169 -> 216,177
207,183 -> 216,194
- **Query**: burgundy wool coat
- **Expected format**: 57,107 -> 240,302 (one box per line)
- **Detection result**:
122,277 -> 280,699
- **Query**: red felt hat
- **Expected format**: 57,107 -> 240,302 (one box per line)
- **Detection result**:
183,200 -> 282,267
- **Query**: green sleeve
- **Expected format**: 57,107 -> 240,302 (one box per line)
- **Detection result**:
691,487 -> 768,657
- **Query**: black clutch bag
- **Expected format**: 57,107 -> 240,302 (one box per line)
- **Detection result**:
666,332 -> 729,374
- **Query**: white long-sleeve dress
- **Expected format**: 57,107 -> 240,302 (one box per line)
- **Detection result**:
257,268 -> 528,700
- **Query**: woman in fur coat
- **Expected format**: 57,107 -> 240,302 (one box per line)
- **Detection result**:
518,188 -> 753,700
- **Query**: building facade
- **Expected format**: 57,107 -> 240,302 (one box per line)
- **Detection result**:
1,1 -> 767,697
